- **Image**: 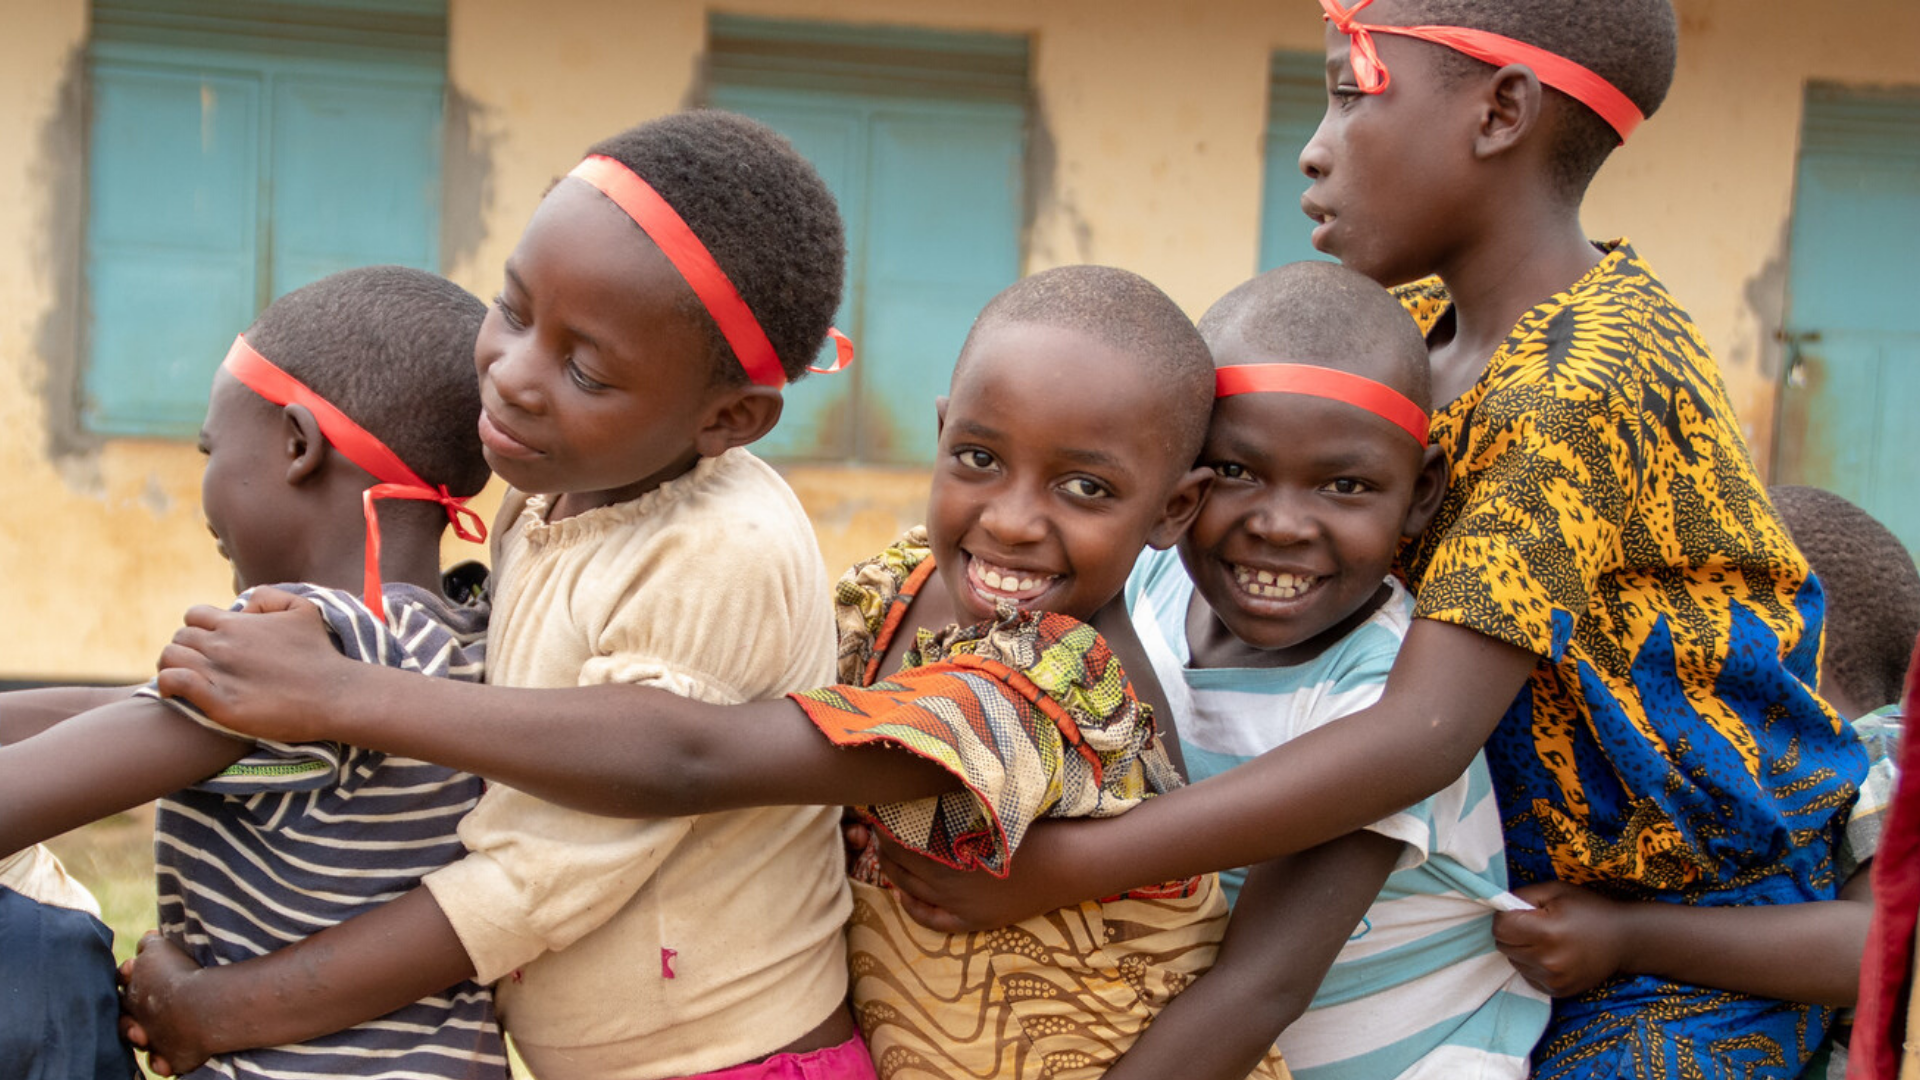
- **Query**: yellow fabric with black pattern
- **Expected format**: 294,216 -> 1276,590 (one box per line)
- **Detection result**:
1396,242 -> 1866,1080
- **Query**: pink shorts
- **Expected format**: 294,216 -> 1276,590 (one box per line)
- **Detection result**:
678,1034 -> 877,1080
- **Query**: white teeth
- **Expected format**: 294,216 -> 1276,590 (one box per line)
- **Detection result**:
1233,564 -> 1315,600
976,561 -> 1051,596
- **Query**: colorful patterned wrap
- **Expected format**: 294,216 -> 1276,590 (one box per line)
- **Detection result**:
1396,242 -> 1869,1079
789,529 -> 1287,1080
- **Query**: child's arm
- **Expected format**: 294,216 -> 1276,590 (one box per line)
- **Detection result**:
1102,831 -> 1406,1080
162,601 -> 1532,874
121,885 -> 474,1075
876,617 -> 1538,930
0,696 -> 247,856
0,684 -> 144,744
1492,863 -> 1873,1007
158,597 -> 972,811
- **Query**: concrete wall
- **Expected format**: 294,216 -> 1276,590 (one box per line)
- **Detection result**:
2,0 -> 1914,680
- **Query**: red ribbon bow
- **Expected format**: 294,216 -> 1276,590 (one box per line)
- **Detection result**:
222,335 -> 487,622
1318,0 -> 1643,144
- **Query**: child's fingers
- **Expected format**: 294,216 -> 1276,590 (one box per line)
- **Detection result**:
179,603 -> 240,631
893,889 -> 969,935
238,587 -> 316,616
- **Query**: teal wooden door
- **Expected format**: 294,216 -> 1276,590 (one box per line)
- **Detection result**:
84,1 -> 446,438
708,18 -> 1028,466
1259,52 -> 1333,272
1776,85 -> 1920,553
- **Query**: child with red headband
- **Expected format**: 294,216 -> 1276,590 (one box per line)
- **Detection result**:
144,264 -> 1299,1080
1098,261 -> 1548,1079
849,3 -> 1866,1078
0,265 -> 506,1080
121,110 -> 870,1080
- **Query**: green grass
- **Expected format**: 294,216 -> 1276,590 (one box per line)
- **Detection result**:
43,805 -> 159,966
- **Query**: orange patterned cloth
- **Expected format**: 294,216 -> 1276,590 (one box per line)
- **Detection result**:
790,530 -> 1287,1079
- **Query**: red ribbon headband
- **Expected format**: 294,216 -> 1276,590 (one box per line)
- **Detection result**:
1320,0 -> 1643,144
568,155 -> 854,388
1215,363 -> 1429,445
221,335 -> 488,622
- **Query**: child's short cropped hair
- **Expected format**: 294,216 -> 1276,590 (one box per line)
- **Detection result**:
1417,0 -> 1678,196
1198,260 -> 1430,408
587,110 -> 846,388
1770,484 -> 1920,714
244,265 -> 489,498
962,264 -> 1215,470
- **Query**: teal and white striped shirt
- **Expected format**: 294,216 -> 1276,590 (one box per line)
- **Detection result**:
1127,548 -> 1548,1080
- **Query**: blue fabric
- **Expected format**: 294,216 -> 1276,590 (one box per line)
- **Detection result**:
0,886 -> 139,1080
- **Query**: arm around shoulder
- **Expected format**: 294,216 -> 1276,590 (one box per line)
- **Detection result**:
883,619 -> 1535,927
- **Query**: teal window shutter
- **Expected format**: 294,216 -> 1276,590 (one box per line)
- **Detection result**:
1259,51 -> 1330,272
83,0 -> 447,438
708,16 -> 1029,466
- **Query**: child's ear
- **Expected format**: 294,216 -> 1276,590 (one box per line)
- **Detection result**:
280,404 -> 326,485
692,386 -> 785,457
1145,466 -> 1214,550
934,395 -> 950,438
1474,64 -> 1545,160
1400,445 -> 1449,538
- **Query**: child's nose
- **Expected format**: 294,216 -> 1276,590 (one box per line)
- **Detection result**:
484,340 -> 546,413
1299,117 -> 1333,180
979,487 -> 1048,546
1248,493 -> 1319,545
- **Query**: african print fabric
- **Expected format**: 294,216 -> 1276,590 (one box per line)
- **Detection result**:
791,529 -> 1287,1080
1396,241 -> 1868,1079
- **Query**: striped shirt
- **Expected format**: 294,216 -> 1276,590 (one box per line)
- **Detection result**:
1127,549 -> 1548,1080
137,581 -> 507,1080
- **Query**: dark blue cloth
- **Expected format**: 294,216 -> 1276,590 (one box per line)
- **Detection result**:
0,885 -> 139,1080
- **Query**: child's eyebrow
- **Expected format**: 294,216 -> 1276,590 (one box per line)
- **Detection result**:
952,417 -> 1126,472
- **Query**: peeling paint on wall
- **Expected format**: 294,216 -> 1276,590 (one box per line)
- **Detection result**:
32,46 -> 97,467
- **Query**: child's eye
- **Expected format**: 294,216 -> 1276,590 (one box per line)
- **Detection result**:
1324,477 -> 1370,495
566,360 -> 609,393
954,448 -> 996,472
1208,462 -> 1250,481
1060,477 -> 1112,500
492,295 -> 526,331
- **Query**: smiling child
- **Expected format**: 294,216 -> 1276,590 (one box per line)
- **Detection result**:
1110,262 -> 1548,1080
151,265 -> 1290,1079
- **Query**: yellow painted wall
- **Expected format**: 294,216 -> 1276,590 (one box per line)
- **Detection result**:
3,0 -> 1915,680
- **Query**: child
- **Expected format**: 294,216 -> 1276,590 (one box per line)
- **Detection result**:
144,265 -> 1293,1079
857,3 -> 1867,1077
1107,260 -> 1548,1079
123,109 -> 871,1080
0,264 -> 507,1079
1491,485 -> 1918,1078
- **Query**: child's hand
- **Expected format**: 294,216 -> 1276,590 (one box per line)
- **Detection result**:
118,931 -> 213,1076
1491,880 -> 1634,996
156,596 -> 352,743
878,819 -> 1097,932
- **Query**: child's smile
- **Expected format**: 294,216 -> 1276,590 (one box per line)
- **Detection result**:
1182,384 -> 1436,666
928,320 -> 1201,628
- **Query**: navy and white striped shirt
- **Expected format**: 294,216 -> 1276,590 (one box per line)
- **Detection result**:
139,580 -> 506,1080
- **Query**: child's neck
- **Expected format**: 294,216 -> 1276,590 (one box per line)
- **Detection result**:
1184,582 -> 1392,671
1426,209 -> 1604,409
545,452 -> 704,523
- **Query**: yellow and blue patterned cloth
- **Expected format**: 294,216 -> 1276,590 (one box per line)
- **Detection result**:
1397,242 -> 1868,1079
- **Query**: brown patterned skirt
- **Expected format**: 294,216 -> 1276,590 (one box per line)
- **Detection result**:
846,877 -> 1290,1079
